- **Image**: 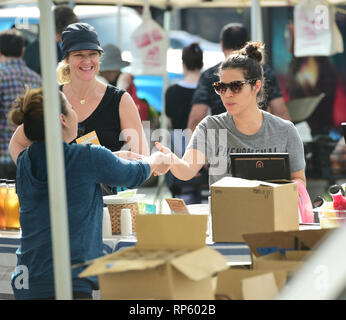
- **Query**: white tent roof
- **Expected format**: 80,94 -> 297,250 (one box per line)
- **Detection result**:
1,0 -> 346,8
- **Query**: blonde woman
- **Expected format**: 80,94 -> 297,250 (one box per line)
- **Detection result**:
9,23 -> 150,194
11,23 -> 149,159
57,22 -> 149,156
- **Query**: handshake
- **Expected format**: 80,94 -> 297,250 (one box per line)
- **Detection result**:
114,142 -> 174,177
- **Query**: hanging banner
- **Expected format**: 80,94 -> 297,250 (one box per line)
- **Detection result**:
294,0 -> 343,57
130,4 -> 168,76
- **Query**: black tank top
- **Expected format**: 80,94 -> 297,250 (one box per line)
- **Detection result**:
62,84 -> 125,152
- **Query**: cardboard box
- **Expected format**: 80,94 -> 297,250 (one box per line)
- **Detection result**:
215,251 -> 308,300
251,250 -> 309,274
215,229 -> 332,300
243,229 -> 331,258
79,214 -> 228,300
244,228 -> 331,277
210,177 -> 299,242
215,269 -> 288,300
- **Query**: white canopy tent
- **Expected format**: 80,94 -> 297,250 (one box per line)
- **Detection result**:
2,0 -> 346,7
1,0 -> 346,300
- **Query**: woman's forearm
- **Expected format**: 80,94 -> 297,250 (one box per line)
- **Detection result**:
154,142 -> 205,181
169,153 -> 202,181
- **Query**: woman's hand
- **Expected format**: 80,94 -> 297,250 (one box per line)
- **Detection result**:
147,151 -> 173,176
113,150 -> 145,161
153,142 -> 174,176
154,141 -> 172,155
155,142 -> 206,181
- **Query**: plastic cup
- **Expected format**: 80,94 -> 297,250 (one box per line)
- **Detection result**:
314,208 -> 346,229
102,207 -> 112,237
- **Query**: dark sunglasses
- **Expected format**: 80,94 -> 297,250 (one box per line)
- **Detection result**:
212,79 -> 257,95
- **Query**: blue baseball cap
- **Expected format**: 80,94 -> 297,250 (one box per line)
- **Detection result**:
61,22 -> 103,59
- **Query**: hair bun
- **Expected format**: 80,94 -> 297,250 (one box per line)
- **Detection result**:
8,87 -> 42,126
8,97 -> 25,125
191,42 -> 201,53
240,41 -> 264,63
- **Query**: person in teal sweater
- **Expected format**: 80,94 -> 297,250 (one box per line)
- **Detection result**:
7,88 -> 171,300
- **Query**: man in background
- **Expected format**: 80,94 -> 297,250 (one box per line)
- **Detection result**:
0,29 -> 41,179
187,22 -> 291,133
24,4 -> 78,75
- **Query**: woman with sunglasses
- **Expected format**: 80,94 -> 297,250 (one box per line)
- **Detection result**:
156,41 -> 306,187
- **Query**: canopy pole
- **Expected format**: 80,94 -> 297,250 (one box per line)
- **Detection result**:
156,7 -> 171,212
161,8 -> 170,140
38,0 -> 72,300
251,0 -> 264,43
117,4 -> 122,50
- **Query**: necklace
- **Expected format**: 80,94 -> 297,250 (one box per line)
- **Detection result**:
69,82 -> 97,105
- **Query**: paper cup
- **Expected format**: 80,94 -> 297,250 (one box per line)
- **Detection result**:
102,207 -> 112,237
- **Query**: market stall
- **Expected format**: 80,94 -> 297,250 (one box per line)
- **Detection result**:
0,0 -> 345,301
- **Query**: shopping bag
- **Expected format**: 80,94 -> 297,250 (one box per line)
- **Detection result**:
130,4 -> 168,75
294,0 -> 343,57
296,180 -> 315,224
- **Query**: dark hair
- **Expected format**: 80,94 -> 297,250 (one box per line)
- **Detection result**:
54,5 -> 79,34
0,29 -> 24,57
219,41 -> 266,103
219,23 -> 248,50
8,88 -> 68,141
182,42 -> 203,71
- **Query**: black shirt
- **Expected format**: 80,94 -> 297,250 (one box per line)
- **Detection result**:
61,84 -> 125,152
79,85 -> 125,152
165,82 -> 197,130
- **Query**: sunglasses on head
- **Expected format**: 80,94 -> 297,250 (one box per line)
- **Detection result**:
212,79 -> 257,95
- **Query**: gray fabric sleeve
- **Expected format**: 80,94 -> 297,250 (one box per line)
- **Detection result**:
286,122 -> 306,172
186,118 -> 208,158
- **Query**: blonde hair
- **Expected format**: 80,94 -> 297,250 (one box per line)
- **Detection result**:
56,59 -> 71,85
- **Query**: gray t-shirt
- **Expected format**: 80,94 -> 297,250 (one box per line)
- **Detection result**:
186,111 -> 305,186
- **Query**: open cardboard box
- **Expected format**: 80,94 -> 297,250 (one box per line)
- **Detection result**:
216,268 -> 288,300
243,228 -> 331,258
79,214 -> 228,300
210,177 -> 300,242
215,229 -> 332,300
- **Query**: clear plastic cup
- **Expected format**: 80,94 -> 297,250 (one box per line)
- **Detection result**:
314,208 -> 346,229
